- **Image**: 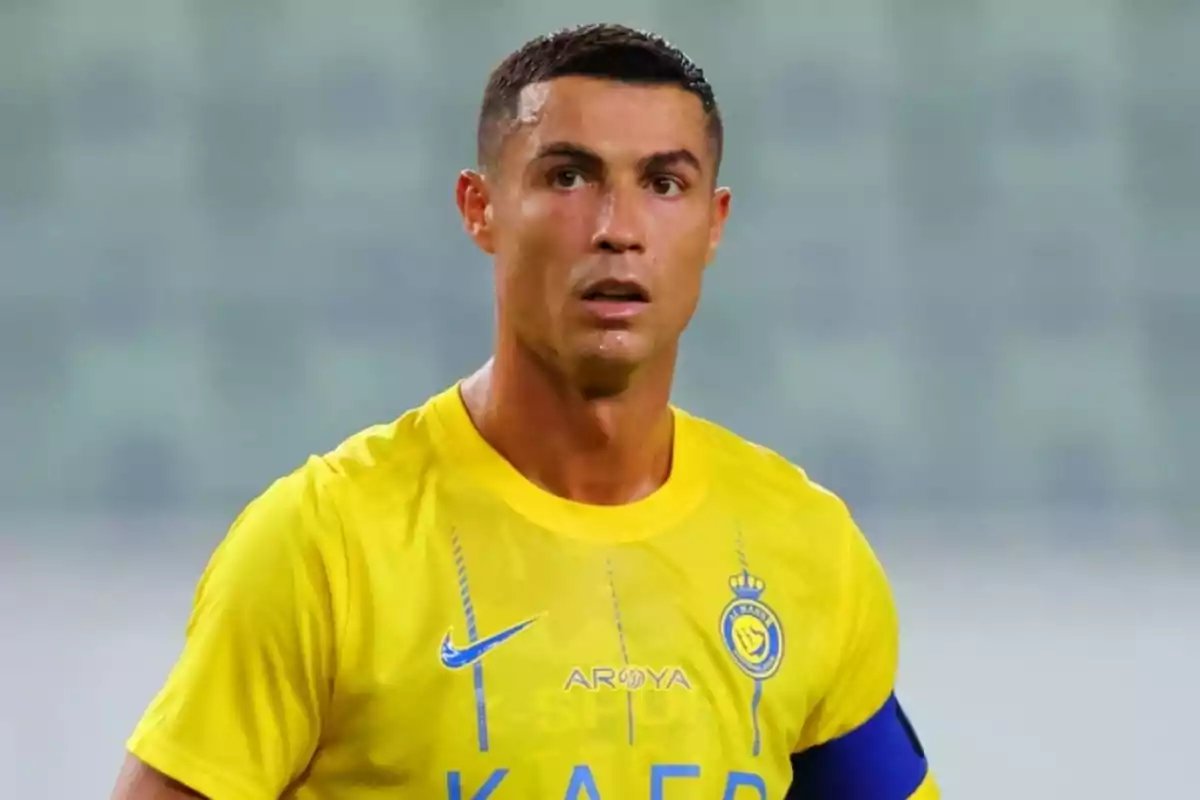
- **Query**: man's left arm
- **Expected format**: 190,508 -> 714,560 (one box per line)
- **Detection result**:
787,508 -> 938,799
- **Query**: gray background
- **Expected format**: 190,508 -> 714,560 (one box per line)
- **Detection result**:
1,0 -> 1197,797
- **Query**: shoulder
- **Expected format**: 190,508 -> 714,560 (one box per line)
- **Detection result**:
300,388 -> 451,504
241,389 -> 449,553
678,407 -> 853,526
315,397 -> 442,494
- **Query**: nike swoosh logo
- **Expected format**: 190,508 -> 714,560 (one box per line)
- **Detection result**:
439,616 -> 541,670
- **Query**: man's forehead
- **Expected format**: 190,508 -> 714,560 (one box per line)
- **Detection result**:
510,77 -> 711,157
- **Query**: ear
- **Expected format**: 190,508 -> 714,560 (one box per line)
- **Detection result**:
456,169 -> 496,255
705,186 -> 732,265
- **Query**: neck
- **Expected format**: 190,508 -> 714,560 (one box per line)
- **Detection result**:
459,338 -> 677,506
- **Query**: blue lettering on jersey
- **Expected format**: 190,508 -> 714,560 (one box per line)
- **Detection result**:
724,772 -> 768,799
650,764 -> 700,798
445,765 -> 767,798
563,666 -> 692,692
564,765 -> 601,799
447,768 -> 508,799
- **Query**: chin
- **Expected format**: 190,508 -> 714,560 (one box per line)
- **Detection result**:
568,343 -> 649,398
571,364 -> 637,399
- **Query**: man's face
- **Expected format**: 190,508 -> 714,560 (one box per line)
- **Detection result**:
461,76 -> 731,389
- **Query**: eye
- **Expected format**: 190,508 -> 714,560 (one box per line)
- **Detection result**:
549,168 -> 587,190
650,175 -> 685,197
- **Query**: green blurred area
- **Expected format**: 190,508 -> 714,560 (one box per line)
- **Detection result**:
1,0 -> 1196,523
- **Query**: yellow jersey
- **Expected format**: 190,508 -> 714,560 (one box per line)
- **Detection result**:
128,385 -> 937,799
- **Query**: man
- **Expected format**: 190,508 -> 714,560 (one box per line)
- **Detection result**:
113,23 -> 937,800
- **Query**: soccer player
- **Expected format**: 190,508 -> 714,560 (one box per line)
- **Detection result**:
113,23 -> 938,800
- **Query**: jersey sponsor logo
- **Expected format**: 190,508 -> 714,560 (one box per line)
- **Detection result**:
562,665 -> 693,692
446,764 -> 767,799
719,570 -> 784,680
439,616 -> 541,670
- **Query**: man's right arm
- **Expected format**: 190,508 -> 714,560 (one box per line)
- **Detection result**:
112,461 -> 341,800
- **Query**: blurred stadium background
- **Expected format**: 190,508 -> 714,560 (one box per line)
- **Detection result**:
1,0 -> 1197,797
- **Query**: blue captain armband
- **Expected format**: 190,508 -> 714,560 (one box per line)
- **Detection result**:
787,693 -> 928,799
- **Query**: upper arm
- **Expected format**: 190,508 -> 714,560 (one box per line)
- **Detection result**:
789,511 -> 936,799
123,462 -> 342,800
112,754 -> 207,799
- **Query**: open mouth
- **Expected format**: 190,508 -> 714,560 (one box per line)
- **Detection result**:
580,279 -> 650,303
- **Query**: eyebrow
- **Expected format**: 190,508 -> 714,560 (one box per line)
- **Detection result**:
532,141 -> 704,175
640,148 -> 703,175
533,142 -> 605,168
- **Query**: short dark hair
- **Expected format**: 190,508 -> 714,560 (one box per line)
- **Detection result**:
477,24 -> 723,173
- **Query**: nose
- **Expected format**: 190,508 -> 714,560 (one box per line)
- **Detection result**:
590,186 -> 646,254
